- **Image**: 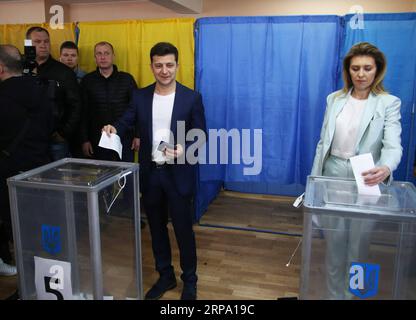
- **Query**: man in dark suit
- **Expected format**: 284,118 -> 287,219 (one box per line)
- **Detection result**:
103,42 -> 206,300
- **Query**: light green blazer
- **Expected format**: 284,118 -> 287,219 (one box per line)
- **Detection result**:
311,90 -> 402,184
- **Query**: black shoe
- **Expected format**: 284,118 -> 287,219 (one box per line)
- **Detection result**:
145,276 -> 177,300
181,283 -> 197,300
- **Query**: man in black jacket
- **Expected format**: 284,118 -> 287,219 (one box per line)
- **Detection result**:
80,41 -> 139,161
0,45 -> 53,274
80,42 -> 143,227
26,27 -> 82,160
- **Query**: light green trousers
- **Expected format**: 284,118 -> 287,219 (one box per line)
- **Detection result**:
321,155 -> 375,299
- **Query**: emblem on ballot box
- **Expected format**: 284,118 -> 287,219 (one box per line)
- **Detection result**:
349,262 -> 380,299
41,225 -> 62,255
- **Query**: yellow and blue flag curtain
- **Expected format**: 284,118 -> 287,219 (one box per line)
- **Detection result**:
138,18 -> 195,89
0,23 -> 75,59
76,20 -> 141,79
77,18 -> 195,89
0,18 -> 195,89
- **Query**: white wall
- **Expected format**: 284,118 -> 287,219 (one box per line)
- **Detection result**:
68,0 -> 415,22
0,0 -> 45,24
0,0 -> 414,24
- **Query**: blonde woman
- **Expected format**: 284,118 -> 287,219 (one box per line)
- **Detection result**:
311,42 -> 402,299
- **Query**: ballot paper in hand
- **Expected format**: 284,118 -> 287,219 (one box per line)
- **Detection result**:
98,132 -> 123,159
349,153 -> 381,196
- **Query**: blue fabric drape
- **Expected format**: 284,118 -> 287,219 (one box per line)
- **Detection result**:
195,16 -> 343,220
194,13 -> 416,220
343,13 -> 416,184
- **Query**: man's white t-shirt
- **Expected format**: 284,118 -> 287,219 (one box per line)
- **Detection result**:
152,91 -> 175,163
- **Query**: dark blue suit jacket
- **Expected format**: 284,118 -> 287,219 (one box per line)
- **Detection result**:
115,81 -> 206,196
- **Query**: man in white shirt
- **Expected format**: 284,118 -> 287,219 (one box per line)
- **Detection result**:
103,42 -> 206,300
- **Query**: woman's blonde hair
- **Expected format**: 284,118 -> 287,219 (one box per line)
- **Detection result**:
342,42 -> 387,95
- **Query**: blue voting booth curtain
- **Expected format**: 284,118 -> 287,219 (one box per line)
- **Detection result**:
343,13 -> 416,185
194,16 -> 343,220
194,14 -> 416,221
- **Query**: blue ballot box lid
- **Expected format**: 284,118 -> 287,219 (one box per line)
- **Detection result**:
7,158 -> 139,191
303,175 -> 416,221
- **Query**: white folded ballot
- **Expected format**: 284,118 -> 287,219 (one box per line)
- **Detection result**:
98,131 -> 123,160
349,153 -> 381,196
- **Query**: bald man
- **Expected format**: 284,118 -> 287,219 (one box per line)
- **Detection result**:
0,45 -> 53,275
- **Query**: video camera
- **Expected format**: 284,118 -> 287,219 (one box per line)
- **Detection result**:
22,39 -> 38,76
20,39 -> 57,108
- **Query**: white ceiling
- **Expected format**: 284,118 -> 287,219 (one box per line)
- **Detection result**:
0,0 -> 202,13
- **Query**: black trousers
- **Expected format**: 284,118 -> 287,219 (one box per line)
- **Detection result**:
0,157 -> 49,263
0,173 -> 13,263
142,165 -> 197,285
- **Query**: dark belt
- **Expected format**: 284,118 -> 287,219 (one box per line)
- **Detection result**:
151,162 -> 171,169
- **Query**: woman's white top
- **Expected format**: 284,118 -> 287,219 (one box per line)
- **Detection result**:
331,95 -> 367,160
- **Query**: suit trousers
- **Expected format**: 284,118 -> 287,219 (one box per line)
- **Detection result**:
321,155 -> 375,299
142,165 -> 197,285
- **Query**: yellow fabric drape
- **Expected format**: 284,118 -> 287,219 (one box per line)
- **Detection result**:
139,18 -> 195,89
0,19 -> 194,88
78,18 -> 195,89
77,20 -> 141,80
0,23 -> 75,59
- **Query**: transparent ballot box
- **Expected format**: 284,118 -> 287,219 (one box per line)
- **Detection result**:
7,158 -> 142,300
300,176 -> 416,300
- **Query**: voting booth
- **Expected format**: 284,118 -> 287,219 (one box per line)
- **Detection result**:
7,158 -> 142,300
300,176 -> 416,299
